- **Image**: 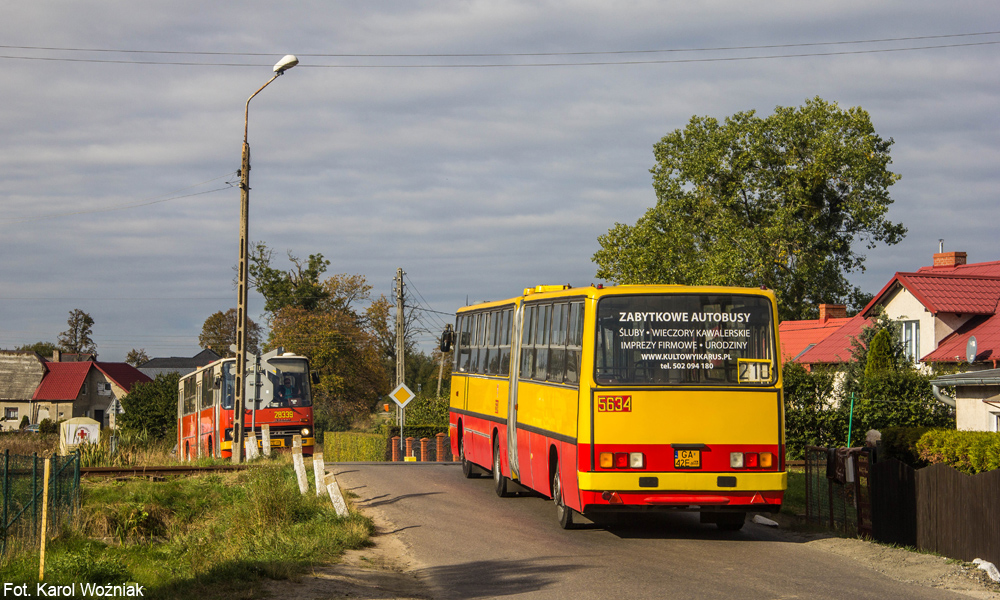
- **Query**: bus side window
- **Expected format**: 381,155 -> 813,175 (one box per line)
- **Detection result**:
183,377 -> 196,414
534,304 -> 551,382
520,305 -> 537,380
499,308 -> 512,376
565,302 -> 584,385
547,303 -> 567,384
456,316 -> 472,373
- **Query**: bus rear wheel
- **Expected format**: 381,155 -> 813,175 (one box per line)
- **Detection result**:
493,437 -> 510,497
713,512 -> 746,531
460,436 -> 479,479
552,468 -> 574,529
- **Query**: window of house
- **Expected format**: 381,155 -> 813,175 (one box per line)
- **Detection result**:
900,320 -> 920,363
4,407 -> 17,421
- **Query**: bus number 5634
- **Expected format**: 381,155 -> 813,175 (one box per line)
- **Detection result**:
597,395 -> 632,412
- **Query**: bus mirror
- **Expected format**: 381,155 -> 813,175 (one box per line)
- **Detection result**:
214,376 -> 221,389
440,325 -> 455,353
311,372 -> 320,385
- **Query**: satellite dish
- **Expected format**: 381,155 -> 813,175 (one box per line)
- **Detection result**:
966,336 -> 978,363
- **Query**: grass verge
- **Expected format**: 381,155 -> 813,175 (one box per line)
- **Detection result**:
1,458 -> 372,599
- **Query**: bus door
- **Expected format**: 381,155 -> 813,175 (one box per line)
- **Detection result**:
506,304 -> 523,481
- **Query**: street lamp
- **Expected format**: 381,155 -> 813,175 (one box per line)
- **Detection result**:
232,54 -> 298,463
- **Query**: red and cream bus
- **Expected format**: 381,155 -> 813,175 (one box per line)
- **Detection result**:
446,284 -> 784,529
177,349 -> 316,460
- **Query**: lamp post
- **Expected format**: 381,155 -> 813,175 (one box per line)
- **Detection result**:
232,54 -> 298,464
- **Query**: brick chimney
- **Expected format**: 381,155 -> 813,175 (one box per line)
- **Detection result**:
933,251 -> 967,268
818,304 -> 847,322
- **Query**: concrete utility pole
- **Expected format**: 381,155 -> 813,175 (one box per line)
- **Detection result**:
394,268 -> 406,457
232,54 -> 298,464
395,268 -> 406,387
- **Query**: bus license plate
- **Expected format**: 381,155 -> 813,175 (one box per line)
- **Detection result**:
675,449 -> 701,469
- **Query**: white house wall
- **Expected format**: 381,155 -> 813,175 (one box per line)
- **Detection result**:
955,386 -> 1000,431
881,287 -> 936,363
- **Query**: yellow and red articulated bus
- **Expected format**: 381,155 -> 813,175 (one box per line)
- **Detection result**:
447,284 -> 785,530
177,350 -> 316,460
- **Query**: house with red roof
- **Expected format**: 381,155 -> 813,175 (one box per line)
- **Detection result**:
778,304 -> 853,365
782,248 -> 1000,431
31,357 -> 151,428
0,351 -> 48,430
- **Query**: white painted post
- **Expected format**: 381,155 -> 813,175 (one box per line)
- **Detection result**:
325,473 -> 349,517
246,429 -> 260,460
292,435 -> 308,494
312,452 -> 325,496
260,424 -> 271,457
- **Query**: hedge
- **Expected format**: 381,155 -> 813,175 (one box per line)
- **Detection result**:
915,429 -> 1000,474
323,431 -> 385,462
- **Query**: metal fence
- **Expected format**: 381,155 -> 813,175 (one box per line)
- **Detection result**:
1,450 -> 81,557
804,446 -> 872,537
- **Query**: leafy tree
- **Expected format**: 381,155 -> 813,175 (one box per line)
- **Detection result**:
405,349 -> 451,400
782,363 -> 844,456
198,309 -> 262,357
248,242 -> 330,315
58,309 -> 97,354
125,348 -> 150,367
269,274 -> 391,431
593,97 -> 905,320
843,307 -> 907,400
16,341 -> 58,357
118,372 -> 180,440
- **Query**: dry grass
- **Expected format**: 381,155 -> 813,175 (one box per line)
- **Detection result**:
0,431 -> 58,457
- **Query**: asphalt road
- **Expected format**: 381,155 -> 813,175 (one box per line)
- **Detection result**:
333,462 -> 974,600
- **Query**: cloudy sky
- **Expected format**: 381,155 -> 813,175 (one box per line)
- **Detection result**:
1,2 -> 998,361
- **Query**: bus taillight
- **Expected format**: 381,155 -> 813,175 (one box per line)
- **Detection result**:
600,452 -> 645,469
730,452 -> 774,469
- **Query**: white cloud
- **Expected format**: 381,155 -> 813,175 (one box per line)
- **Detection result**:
1,2 -> 999,358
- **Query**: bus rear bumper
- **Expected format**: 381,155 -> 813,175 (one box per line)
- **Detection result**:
578,471 -> 785,512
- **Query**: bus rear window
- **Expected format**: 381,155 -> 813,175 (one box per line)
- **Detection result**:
595,294 -> 775,386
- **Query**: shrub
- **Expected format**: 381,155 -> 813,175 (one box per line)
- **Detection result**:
915,429 -> 1000,474
878,426 -> 936,466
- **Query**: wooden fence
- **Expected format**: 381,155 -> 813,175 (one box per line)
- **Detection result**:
914,463 -> 999,565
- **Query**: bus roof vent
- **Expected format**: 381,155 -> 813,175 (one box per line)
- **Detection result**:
523,285 -> 571,296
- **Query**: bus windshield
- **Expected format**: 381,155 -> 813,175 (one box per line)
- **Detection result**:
246,358 -> 312,409
595,293 -> 775,386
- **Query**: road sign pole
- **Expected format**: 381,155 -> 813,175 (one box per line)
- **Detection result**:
389,383 -> 415,460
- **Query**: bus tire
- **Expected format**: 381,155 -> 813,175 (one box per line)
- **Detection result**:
461,436 -> 479,479
553,468 -> 575,529
715,513 -> 745,531
493,436 -> 510,497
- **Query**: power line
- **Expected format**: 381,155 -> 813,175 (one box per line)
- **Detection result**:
0,33 -> 997,68
0,172 -> 236,225
1,31 -> 998,58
